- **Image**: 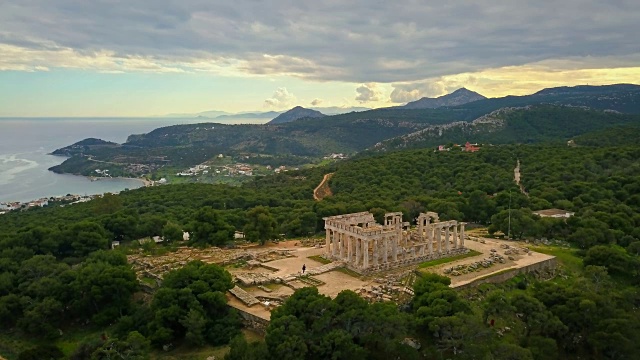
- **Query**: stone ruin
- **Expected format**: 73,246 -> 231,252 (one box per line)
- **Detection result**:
324,211 -> 468,274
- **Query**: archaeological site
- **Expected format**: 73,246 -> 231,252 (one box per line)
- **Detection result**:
127,210 -> 556,333
323,211 -> 467,273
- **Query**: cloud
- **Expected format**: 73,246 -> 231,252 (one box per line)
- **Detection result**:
355,83 -> 382,103
310,98 -> 323,106
264,87 -> 297,109
389,59 -> 640,102
0,1 -> 639,83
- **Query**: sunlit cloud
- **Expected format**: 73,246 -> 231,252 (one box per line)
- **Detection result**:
264,87 -> 297,109
355,83 -> 385,103
389,59 -> 640,102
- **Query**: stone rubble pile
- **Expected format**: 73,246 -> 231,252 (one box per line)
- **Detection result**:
229,286 -> 260,307
443,251 -> 506,277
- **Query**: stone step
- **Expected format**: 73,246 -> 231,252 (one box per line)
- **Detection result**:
229,286 -> 260,307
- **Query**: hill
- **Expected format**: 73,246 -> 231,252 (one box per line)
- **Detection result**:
311,106 -> 370,114
447,83 -> 640,121
572,123 -> 640,147
373,105 -> 640,152
403,88 -> 487,109
267,106 -> 326,124
214,111 -> 281,120
50,138 -> 120,157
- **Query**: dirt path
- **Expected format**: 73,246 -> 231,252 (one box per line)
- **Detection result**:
514,159 -> 528,196
313,173 -> 334,201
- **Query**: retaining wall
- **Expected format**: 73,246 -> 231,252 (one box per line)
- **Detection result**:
232,306 -> 270,334
347,248 -> 469,274
453,257 -> 557,289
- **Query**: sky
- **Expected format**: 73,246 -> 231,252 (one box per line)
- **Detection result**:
1,0 -> 640,117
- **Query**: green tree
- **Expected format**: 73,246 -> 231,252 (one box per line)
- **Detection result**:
489,208 -> 538,239
224,335 -> 268,360
18,344 -> 64,360
68,251 -> 138,325
243,206 -> 278,245
162,221 -> 183,243
92,331 -> 150,360
147,262 -> 238,347
190,207 -> 234,246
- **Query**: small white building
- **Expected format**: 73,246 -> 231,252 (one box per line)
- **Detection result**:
533,209 -> 575,218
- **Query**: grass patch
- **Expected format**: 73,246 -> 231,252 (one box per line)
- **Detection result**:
140,277 -> 157,286
149,329 -> 263,360
335,267 -> 363,279
151,343 -> 229,360
418,250 -> 482,269
0,326 -> 107,360
530,246 -> 582,273
264,283 -> 282,290
307,255 -> 331,264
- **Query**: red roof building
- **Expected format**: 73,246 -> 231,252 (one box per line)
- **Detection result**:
464,142 -> 480,152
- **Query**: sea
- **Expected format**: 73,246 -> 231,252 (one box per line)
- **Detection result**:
0,117 -> 267,203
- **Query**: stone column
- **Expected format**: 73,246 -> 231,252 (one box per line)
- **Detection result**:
445,226 -> 450,253
331,230 -> 337,257
355,238 -> 360,266
436,226 -> 442,254
362,240 -> 369,269
373,239 -> 378,266
428,227 -> 433,256
325,228 -> 331,256
339,232 -> 345,259
383,237 -> 388,263
392,235 -> 398,261
460,223 -> 466,248
347,235 -> 352,262
453,225 -> 458,249
420,216 -> 431,239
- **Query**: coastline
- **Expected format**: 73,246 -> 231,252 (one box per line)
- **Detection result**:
120,176 -> 153,187
1,175 -> 150,206
87,175 -> 152,187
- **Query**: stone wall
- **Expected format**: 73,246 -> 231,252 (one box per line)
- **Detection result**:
453,257 -> 557,289
351,248 -> 469,274
232,306 -> 270,334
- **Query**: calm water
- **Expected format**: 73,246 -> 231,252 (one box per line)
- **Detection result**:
0,117 -> 266,202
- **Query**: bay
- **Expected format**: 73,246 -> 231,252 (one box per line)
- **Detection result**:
0,117 -> 267,202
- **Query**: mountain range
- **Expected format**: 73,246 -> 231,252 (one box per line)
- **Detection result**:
158,106 -> 370,120
50,84 -> 640,177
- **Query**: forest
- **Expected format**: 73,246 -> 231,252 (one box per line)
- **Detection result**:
1,139 -> 639,359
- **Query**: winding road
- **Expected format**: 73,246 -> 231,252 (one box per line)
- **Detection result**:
514,159 -> 528,196
313,173 -> 334,201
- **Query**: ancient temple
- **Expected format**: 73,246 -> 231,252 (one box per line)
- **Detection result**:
323,211 -> 467,273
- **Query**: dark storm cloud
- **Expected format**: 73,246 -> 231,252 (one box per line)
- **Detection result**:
1,0 -> 639,82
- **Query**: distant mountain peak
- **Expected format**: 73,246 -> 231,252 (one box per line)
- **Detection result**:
267,106 -> 326,124
403,88 -> 486,109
